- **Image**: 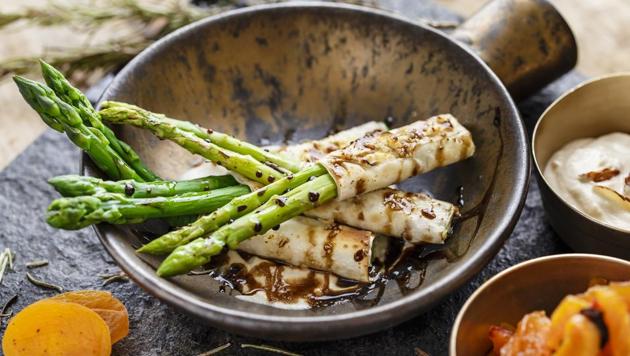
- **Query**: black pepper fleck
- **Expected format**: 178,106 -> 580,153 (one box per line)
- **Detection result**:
123,183 -> 135,196
275,197 -> 287,207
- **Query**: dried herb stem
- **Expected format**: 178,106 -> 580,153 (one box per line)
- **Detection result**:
25,272 -> 64,293
0,294 -> 18,319
0,248 -> 14,284
197,342 -> 232,355
25,259 -> 49,269
240,344 -> 302,356
187,269 -> 214,276
0,0 -> 242,81
99,271 -> 129,286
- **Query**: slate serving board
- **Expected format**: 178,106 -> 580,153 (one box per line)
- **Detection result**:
0,1 -> 586,354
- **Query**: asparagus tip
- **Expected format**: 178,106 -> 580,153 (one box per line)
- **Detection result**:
155,262 -> 182,278
135,244 -> 151,254
39,58 -> 51,71
12,75 -> 30,87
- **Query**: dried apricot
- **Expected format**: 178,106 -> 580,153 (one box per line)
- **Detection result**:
500,311 -> 552,356
547,295 -> 591,349
2,299 -> 111,356
50,290 -> 129,344
553,313 -> 600,356
488,325 -> 513,355
609,281 -> 630,309
586,287 -> 630,356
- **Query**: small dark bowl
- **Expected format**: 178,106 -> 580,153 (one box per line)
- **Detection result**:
92,2 -> 529,340
533,74 -> 630,258
450,254 -> 630,355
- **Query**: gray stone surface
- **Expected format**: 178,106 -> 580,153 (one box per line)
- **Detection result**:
0,1 -> 587,355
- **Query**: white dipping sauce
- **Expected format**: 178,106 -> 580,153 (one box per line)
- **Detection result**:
544,132 -> 630,231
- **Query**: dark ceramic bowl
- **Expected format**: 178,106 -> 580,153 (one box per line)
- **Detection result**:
533,74 -> 630,258
450,254 -> 630,355
90,2 -> 531,340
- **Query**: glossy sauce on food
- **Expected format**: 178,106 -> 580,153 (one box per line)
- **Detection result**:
175,114 -> 499,310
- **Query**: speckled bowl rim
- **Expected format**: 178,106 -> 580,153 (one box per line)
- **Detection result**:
449,253 -> 630,354
532,73 -> 630,235
87,1 -> 530,339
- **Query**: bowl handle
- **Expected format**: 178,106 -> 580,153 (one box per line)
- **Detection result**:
451,0 -> 577,100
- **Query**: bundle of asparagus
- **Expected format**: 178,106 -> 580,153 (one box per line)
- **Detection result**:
15,62 -> 475,282
14,62 -> 385,281
14,61 -> 156,182
47,178 -> 249,230
99,103 -> 474,277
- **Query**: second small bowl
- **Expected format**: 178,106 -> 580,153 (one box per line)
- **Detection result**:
449,254 -> 630,355
533,74 -> 630,258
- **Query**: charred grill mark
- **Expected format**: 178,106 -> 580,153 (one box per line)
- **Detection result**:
237,205 -> 247,212
436,144 -> 445,167
356,179 -> 366,195
460,136 -> 473,160
255,170 -> 263,178
305,226 -> 316,265
323,223 -> 340,270
412,160 -> 421,176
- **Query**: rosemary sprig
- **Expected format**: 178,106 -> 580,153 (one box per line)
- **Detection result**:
99,271 -> 129,286
0,248 -> 14,285
0,0 -> 243,81
0,295 -> 18,319
240,344 -> 302,356
25,272 -> 64,293
187,268 -> 214,276
25,259 -> 49,269
0,0 -> 381,82
0,40 -> 147,80
197,342 -> 232,355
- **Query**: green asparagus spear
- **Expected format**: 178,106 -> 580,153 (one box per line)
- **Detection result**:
137,164 -> 327,255
47,185 -> 250,230
48,174 -> 238,198
156,173 -> 337,277
99,104 -> 285,185
100,101 -> 302,174
14,76 -> 144,181
40,61 -> 160,181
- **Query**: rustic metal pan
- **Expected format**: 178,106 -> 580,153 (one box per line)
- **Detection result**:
89,0 -> 576,340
